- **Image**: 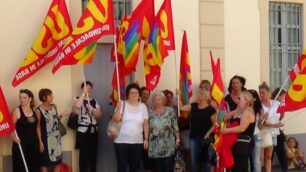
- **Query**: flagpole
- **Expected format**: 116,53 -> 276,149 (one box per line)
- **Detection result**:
261,75 -> 290,125
113,34 -> 121,101
14,130 -> 29,172
173,42 -> 181,117
81,66 -> 91,103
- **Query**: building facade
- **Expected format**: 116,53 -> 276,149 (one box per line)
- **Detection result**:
0,0 -> 305,171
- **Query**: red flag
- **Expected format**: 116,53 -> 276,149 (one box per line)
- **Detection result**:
53,0 -> 115,73
210,54 -> 224,105
278,67 -> 306,113
144,24 -> 169,90
179,31 -> 192,103
110,63 -> 128,105
156,0 -> 175,50
289,51 -> 306,80
0,87 -> 15,136
12,0 -> 72,87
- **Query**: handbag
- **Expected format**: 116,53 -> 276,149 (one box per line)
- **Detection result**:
59,120 -> 67,137
67,112 -> 78,130
107,101 -> 125,139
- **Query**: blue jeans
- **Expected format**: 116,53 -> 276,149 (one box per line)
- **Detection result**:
190,137 -> 210,172
252,135 -> 262,172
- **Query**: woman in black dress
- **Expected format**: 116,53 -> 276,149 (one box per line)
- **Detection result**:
11,89 -> 40,172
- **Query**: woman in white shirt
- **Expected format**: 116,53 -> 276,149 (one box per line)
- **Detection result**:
112,83 -> 149,172
259,82 -> 284,172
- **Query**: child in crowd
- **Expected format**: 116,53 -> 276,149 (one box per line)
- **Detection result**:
286,137 -> 306,170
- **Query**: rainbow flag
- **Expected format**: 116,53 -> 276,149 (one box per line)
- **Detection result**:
112,0 -> 154,72
12,0 -> 72,87
179,31 -> 192,105
52,0 -> 115,73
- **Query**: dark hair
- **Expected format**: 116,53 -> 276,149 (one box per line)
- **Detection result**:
19,89 -> 35,108
163,89 -> 173,97
271,87 -> 286,100
258,81 -> 270,92
140,87 -> 150,96
81,81 -> 93,89
38,88 -> 52,102
248,89 -> 262,116
227,75 -> 247,93
126,83 -> 140,98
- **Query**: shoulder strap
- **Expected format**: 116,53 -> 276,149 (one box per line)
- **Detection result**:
122,101 -> 126,116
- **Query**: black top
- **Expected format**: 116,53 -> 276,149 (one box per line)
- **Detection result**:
15,106 -> 38,145
189,103 -> 216,138
240,110 -> 256,138
225,94 -> 237,111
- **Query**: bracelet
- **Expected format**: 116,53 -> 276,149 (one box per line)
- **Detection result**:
176,139 -> 180,142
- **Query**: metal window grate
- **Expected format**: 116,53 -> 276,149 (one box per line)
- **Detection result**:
269,2 -> 303,90
81,0 -> 131,26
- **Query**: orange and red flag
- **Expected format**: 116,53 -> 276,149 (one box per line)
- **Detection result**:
12,0 -> 72,87
156,0 -> 175,51
52,0 -> 115,73
289,50 -> 306,81
0,87 -> 15,137
143,0 -> 175,90
278,66 -> 306,113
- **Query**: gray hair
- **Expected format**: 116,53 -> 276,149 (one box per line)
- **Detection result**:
152,91 -> 166,100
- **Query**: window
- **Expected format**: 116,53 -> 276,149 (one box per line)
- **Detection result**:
81,0 -> 131,26
269,2 -> 303,89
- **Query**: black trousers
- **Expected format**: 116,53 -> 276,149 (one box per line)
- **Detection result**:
273,133 -> 288,172
150,156 -> 174,172
114,143 -> 143,172
76,132 -> 98,172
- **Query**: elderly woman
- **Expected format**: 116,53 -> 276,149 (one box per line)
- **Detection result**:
148,92 -> 180,172
180,89 -> 216,172
112,83 -> 149,172
221,91 -> 256,172
11,89 -> 40,172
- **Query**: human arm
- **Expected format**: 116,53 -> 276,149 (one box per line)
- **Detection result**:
170,108 -> 180,148
10,108 -> 20,143
204,112 -> 217,139
112,101 -> 123,122
35,108 -> 44,153
143,119 -> 149,149
221,109 -> 254,134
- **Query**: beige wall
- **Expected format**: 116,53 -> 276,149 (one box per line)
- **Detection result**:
0,0 -> 84,171
199,0 -> 225,84
224,0 -> 261,90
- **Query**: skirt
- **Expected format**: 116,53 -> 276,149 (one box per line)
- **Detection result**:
260,128 -> 273,148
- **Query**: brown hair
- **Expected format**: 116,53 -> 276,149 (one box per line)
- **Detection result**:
19,89 -> 35,108
38,88 -> 52,102
287,137 -> 299,149
258,81 -> 270,92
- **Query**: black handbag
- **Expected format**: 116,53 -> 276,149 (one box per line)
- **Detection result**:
67,112 -> 78,130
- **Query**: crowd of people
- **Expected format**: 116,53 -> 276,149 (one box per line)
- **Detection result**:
9,76 -> 306,172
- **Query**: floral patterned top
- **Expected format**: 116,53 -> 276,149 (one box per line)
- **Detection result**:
148,107 -> 179,158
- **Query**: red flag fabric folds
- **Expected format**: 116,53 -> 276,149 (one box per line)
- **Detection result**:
53,0 -> 115,73
278,67 -> 306,113
12,0 -> 72,86
0,87 -> 15,137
